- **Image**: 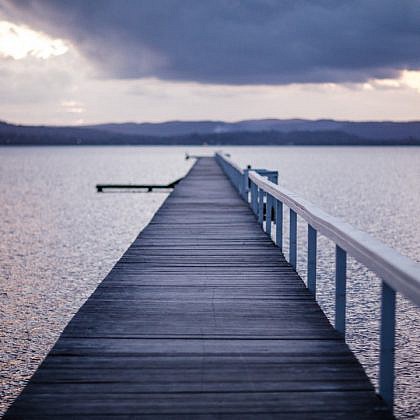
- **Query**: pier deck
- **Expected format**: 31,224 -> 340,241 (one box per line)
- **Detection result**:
5,157 -> 391,419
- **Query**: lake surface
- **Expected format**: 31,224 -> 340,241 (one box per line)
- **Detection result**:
0,146 -> 419,418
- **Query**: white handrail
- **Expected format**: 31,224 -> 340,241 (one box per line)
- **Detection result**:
248,170 -> 420,306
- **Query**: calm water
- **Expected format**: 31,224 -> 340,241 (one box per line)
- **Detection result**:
0,146 -> 419,418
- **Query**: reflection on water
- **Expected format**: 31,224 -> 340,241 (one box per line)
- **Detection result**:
0,146 -> 419,418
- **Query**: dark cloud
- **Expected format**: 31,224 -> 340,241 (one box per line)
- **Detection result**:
1,0 -> 420,84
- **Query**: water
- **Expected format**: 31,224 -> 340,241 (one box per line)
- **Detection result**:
0,146 -> 419,418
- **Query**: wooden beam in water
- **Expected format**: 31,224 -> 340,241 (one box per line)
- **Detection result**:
96,177 -> 183,192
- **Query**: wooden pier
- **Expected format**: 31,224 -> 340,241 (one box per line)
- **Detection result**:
5,157 -> 394,418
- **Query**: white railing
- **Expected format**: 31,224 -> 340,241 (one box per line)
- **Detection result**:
215,152 -> 420,412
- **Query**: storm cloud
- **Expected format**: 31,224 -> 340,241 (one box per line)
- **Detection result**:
1,0 -> 420,85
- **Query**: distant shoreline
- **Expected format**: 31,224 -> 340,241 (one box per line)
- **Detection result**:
2,143 -> 420,147
1,119 -> 420,146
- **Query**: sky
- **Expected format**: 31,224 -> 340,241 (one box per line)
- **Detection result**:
0,0 -> 420,125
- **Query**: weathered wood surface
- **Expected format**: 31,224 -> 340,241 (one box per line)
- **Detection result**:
5,158 -> 391,419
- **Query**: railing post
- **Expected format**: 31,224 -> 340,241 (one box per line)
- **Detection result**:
236,170 -> 241,195
254,184 -> 259,215
266,194 -> 272,236
251,182 -> 258,215
379,281 -> 396,411
289,209 -> 297,269
275,200 -> 283,250
269,173 -> 278,184
242,170 -> 249,201
249,180 -> 253,210
335,245 -> 347,336
237,171 -> 242,193
258,189 -> 264,225
307,225 -> 317,296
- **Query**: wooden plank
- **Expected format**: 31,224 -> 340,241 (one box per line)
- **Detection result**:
2,414 -> 393,420
5,391 -> 392,417
4,157 -> 391,419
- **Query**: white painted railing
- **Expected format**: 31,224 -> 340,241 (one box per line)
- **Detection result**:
215,152 -> 420,412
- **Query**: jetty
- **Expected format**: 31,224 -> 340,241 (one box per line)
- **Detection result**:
5,153 -> 420,418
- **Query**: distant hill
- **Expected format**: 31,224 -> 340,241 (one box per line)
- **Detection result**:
86,119 -> 420,140
1,119 -> 420,146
